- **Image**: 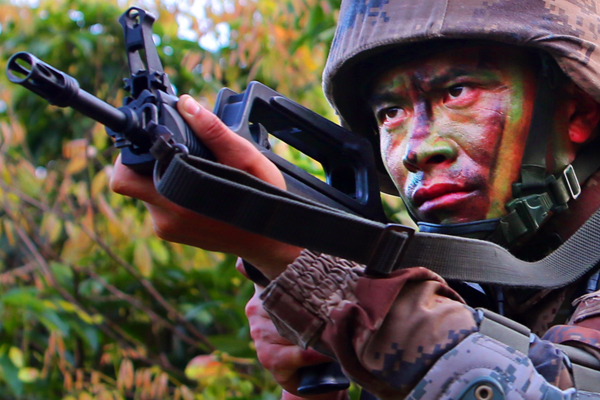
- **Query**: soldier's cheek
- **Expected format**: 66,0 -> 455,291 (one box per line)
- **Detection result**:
381,134 -> 408,179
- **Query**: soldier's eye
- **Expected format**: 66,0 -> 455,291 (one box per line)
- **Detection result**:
377,107 -> 404,123
385,108 -> 400,118
447,85 -> 464,98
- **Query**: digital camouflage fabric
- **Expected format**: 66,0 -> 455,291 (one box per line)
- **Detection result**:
323,0 -> 600,193
261,250 -> 577,398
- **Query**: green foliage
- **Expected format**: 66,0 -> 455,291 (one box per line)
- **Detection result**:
0,0 -> 405,398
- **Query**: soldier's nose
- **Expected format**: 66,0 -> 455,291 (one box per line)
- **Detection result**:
402,140 -> 458,173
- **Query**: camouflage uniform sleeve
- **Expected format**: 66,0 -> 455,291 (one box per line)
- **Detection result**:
260,249 -> 479,397
261,250 -> 583,399
543,290 -> 600,362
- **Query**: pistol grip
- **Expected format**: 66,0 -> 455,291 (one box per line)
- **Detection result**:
297,362 -> 350,395
241,261 -> 350,395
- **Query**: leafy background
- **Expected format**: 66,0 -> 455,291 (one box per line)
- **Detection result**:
0,0 -> 407,398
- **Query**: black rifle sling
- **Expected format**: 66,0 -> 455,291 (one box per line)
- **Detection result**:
154,153 -> 600,289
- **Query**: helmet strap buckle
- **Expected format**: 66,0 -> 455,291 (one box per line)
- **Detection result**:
499,164 -> 582,245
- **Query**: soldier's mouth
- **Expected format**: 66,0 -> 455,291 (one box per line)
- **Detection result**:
412,183 -> 478,211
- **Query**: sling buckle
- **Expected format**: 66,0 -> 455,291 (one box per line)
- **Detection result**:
563,164 -> 581,200
365,223 -> 414,276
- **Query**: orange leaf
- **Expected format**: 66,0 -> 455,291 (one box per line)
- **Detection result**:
185,354 -> 230,381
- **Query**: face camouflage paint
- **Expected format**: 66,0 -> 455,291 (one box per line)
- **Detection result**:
368,45 -> 538,224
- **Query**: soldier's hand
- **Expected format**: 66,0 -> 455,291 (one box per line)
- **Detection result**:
246,287 -> 348,400
110,95 -> 302,278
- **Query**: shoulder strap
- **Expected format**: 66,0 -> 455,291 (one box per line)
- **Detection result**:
478,308 -> 600,394
154,152 -> 600,289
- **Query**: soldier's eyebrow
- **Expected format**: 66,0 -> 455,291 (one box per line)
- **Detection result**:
424,67 -> 498,88
367,68 -> 474,105
426,69 -> 469,87
367,64 -> 500,107
367,91 -> 401,107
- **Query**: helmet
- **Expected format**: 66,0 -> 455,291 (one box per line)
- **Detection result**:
323,0 -> 600,245
324,0 -> 600,193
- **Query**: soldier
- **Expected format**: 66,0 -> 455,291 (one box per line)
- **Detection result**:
111,0 -> 600,399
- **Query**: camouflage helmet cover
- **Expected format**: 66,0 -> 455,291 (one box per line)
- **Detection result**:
323,0 -> 600,194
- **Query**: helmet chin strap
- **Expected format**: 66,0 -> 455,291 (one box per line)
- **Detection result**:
418,219 -> 500,239
417,55 -> 600,248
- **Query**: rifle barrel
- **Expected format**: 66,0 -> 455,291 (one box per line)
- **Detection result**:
6,52 -> 130,133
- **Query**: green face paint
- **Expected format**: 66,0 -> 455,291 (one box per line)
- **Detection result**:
368,45 -> 538,224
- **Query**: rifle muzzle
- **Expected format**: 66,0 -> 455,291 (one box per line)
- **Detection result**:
6,52 -> 131,133
7,52 -> 80,107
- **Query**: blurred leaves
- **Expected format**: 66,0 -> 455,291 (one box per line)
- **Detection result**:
0,0 -> 402,398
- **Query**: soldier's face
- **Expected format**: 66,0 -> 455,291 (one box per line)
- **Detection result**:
369,45 -> 538,224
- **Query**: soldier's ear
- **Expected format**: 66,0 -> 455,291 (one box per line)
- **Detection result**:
567,83 -> 600,144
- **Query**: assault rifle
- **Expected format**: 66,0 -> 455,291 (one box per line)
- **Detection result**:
6,6 -> 388,395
